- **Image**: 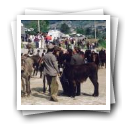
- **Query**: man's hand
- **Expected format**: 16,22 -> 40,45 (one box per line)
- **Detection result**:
57,73 -> 61,77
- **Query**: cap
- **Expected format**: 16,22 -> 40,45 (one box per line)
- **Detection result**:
47,43 -> 54,49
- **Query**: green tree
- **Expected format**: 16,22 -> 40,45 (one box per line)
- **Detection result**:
76,27 -> 85,35
25,20 -> 49,35
85,27 -> 91,35
60,23 -> 70,34
40,20 -> 49,32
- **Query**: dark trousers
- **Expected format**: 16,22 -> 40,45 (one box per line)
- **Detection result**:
60,72 -> 70,95
66,44 -> 69,50
69,81 -> 81,97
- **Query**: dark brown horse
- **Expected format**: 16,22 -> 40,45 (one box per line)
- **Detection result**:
63,62 -> 99,97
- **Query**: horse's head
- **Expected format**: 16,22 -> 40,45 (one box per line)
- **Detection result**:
21,58 -> 26,74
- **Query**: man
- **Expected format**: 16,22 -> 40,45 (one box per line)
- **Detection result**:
28,48 -> 34,56
53,37 -> 56,45
45,32 -> 49,45
69,47 -> 84,97
65,38 -> 69,49
42,50 -> 46,57
38,33 -> 42,48
42,43 -> 59,102
99,48 -> 106,68
34,34 -> 39,48
71,38 -> 75,50
41,33 -> 45,49
36,50 -> 40,56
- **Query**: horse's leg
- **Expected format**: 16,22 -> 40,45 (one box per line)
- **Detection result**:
36,66 -> 38,76
36,70 -> 38,76
76,82 -> 81,96
25,77 -> 29,96
33,67 -> 35,76
89,74 -> 99,97
21,77 -> 26,94
28,76 -> 31,96
40,71 -> 42,78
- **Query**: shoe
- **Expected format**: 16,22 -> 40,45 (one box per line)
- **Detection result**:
76,93 -> 81,96
92,93 -> 99,97
51,96 -> 58,102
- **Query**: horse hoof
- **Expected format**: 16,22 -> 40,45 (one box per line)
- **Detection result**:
27,93 -> 31,97
76,93 -> 81,96
92,93 -> 99,97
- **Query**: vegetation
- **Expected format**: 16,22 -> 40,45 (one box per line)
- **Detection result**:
22,20 -> 49,35
21,42 -> 24,48
60,23 -> 70,34
98,39 -> 106,48
76,27 -> 85,35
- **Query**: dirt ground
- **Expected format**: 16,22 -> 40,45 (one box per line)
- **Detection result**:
21,68 -> 106,105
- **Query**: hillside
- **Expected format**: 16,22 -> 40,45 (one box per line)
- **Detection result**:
22,20 -> 106,29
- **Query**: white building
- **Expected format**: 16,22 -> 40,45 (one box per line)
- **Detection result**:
48,29 -> 70,41
48,30 -> 62,41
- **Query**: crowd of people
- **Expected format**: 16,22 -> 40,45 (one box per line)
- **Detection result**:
21,31 -> 106,102
22,32 -> 53,48
21,41 -> 106,101
21,32 -> 99,50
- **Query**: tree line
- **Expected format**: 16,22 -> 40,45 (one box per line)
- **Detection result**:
22,21 -> 106,40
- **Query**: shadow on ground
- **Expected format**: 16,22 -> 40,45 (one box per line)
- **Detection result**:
32,87 -> 43,93
82,92 -> 93,96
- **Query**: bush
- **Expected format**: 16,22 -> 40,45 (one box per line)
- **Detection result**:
21,42 -> 24,48
98,39 -> 106,48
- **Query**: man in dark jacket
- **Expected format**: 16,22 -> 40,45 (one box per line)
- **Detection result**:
70,47 -> 84,97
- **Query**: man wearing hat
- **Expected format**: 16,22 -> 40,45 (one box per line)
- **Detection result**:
42,43 -> 59,102
69,47 -> 85,97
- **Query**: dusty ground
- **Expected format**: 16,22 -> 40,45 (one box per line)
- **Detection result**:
21,68 -> 106,105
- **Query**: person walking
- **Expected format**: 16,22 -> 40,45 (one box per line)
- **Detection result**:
42,43 -> 59,102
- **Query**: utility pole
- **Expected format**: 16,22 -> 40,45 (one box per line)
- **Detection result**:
38,20 -> 40,32
94,20 -> 96,39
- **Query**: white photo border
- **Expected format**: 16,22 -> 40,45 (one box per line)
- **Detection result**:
17,15 -> 110,110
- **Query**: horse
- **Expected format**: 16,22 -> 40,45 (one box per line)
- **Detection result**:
21,56 -> 34,96
63,62 -> 99,97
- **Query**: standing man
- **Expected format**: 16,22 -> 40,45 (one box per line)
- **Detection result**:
42,43 -> 59,102
41,33 -> 45,49
36,50 -> 40,56
34,34 -> 39,48
42,50 -> 46,57
38,33 -> 42,48
69,47 -> 84,97
65,38 -> 69,49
